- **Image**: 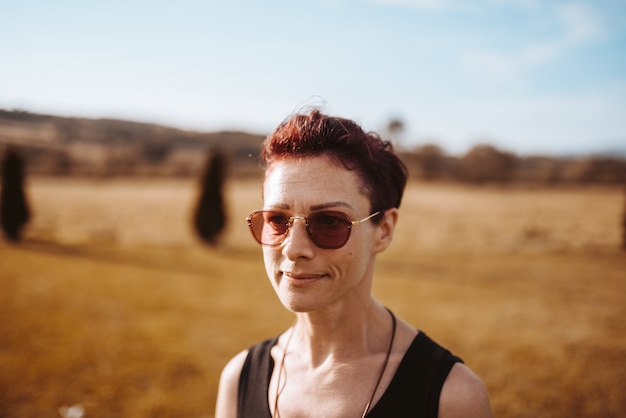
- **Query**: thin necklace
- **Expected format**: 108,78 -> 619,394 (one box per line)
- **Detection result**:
272,309 -> 397,418
273,320 -> 296,418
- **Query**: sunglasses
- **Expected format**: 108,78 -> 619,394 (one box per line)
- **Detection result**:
246,210 -> 382,249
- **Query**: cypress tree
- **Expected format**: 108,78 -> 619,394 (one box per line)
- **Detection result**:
194,148 -> 227,245
1,147 -> 31,241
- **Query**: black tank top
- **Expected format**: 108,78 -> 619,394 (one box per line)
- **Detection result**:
237,332 -> 462,418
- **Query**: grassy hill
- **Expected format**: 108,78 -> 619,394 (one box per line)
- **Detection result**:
1,109 -> 625,184
0,109 -> 265,177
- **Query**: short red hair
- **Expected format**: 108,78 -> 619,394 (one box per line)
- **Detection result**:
261,110 -> 408,218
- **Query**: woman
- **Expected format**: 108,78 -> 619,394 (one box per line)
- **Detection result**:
216,110 -> 493,418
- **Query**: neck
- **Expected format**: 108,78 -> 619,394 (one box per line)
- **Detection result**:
289,301 -> 393,367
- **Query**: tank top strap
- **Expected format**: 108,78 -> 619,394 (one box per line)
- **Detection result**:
367,332 -> 463,418
237,337 -> 277,418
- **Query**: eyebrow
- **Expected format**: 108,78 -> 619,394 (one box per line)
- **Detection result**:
310,201 -> 354,211
267,201 -> 355,212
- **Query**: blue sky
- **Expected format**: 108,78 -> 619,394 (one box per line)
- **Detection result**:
1,0 -> 625,155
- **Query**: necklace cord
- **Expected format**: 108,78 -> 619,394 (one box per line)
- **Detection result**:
361,308 -> 396,418
273,321 -> 296,418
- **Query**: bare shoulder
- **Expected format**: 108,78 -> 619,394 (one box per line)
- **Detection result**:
439,363 -> 493,418
215,350 -> 248,418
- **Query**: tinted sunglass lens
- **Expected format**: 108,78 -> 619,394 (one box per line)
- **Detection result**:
307,211 -> 351,249
251,211 -> 288,246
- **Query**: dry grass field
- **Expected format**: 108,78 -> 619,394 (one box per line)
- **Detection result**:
1,177 -> 625,417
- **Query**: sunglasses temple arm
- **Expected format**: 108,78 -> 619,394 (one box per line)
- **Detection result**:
352,210 -> 382,225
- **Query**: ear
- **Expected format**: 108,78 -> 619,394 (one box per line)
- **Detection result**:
373,208 -> 399,254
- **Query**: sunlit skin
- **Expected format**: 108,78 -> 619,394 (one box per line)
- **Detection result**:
261,156 -> 389,316
215,155 -> 493,418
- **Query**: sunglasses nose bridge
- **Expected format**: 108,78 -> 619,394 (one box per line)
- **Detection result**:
286,216 -> 309,240
287,215 -> 308,228
282,215 -> 316,248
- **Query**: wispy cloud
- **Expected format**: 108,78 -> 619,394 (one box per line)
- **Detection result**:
556,3 -> 605,43
367,0 -> 477,12
462,3 -> 606,83
369,0 -> 607,82
367,0 -> 539,12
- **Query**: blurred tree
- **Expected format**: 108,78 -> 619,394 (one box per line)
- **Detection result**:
387,118 -> 405,134
1,147 -> 31,241
459,144 -> 516,183
142,141 -> 172,164
386,117 -> 406,148
194,148 -> 228,245
414,143 -> 446,180
562,157 -> 626,184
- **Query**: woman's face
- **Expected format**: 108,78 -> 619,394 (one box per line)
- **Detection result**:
261,155 -> 388,314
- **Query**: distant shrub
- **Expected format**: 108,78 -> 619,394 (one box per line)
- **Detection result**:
413,144 -> 447,180
193,149 -> 228,245
1,147 -> 31,241
562,157 -> 626,184
459,144 -> 516,183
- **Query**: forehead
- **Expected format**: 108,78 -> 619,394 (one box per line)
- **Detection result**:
263,157 -> 368,209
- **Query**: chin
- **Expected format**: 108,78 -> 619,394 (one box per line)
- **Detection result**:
278,294 -> 325,314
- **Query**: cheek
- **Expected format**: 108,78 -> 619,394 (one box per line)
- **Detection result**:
262,248 -> 283,282
262,249 -> 276,269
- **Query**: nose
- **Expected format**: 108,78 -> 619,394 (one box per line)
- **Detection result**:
282,217 -> 315,259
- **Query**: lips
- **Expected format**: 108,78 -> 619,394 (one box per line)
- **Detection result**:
280,271 -> 327,284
